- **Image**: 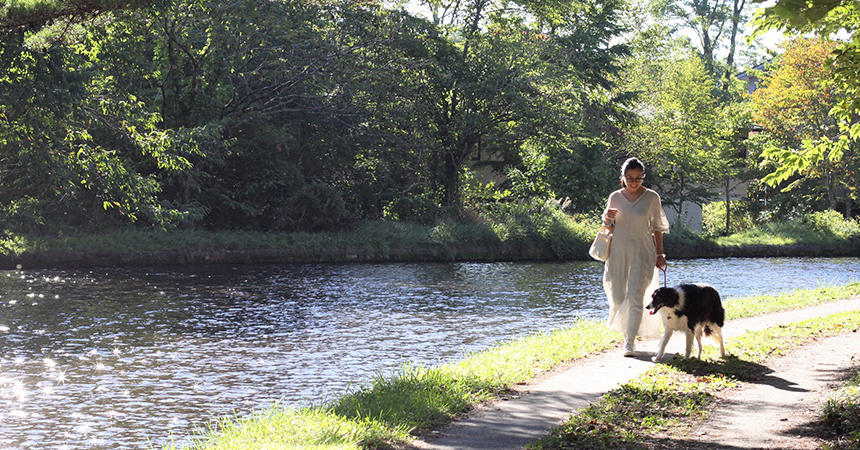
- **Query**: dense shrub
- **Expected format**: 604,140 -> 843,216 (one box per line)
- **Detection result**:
712,209 -> 860,246
702,201 -> 756,235
798,210 -> 860,239
276,182 -> 348,232
472,197 -> 594,257
383,192 -> 439,224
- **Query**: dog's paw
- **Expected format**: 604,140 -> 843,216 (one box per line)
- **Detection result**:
651,355 -> 662,362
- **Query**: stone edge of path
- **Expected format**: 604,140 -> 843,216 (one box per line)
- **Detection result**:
406,297 -> 860,450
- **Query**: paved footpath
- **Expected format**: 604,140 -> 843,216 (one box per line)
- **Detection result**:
408,297 -> 860,450
681,331 -> 860,449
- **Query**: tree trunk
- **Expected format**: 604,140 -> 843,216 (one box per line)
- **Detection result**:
701,31 -> 714,71
827,171 -> 836,210
724,176 -> 731,235
722,0 -> 745,90
442,152 -> 461,216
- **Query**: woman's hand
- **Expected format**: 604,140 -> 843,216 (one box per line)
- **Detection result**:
604,208 -> 619,224
656,254 -> 667,269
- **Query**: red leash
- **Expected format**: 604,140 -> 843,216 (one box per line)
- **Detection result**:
659,265 -> 667,288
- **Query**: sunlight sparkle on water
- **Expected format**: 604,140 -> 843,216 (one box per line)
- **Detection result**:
74,422 -> 93,435
12,381 -> 28,401
43,358 -> 57,369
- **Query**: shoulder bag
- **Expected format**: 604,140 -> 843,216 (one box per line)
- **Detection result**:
588,222 -> 613,262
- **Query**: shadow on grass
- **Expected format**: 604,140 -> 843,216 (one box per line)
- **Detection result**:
531,380 -> 716,449
780,365 -> 860,449
666,354 -> 812,392
637,436 -> 751,449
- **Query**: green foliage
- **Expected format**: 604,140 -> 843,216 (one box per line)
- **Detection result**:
714,210 -> 860,246
620,43 -> 731,214
0,0 -> 157,31
475,197 -> 596,258
800,210 -> 860,237
749,20 -> 860,216
1,0 -> 636,233
723,282 -> 860,320
821,370 -> 860,448
703,200 -> 756,235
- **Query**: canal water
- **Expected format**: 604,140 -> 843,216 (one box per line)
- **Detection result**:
0,257 -> 857,448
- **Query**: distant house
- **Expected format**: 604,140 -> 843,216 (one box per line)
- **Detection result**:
736,62 -> 767,95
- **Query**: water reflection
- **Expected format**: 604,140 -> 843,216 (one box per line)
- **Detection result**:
0,257 -> 857,447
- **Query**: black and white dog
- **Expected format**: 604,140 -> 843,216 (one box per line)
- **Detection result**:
646,284 -> 726,362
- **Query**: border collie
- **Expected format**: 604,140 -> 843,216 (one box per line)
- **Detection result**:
646,284 -> 726,362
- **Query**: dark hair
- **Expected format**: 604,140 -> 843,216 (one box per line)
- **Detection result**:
620,157 -> 645,187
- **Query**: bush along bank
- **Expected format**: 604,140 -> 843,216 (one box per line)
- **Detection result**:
1,206 -> 859,269
0,200 -> 596,269
170,283 -> 860,449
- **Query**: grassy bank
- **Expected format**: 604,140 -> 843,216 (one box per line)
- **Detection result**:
0,201 -> 597,268
172,320 -> 621,449
711,210 -> 860,246
171,282 -> 860,449
2,211 -> 859,269
530,310 -> 860,449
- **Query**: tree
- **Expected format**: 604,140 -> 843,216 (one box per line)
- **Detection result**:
674,0 -> 730,71
0,0 -> 157,32
753,0 -> 860,216
750,37 -> 857,214
621,41 -> 728,217
407,0 -> 632,215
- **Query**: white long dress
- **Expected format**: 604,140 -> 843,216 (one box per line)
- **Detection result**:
602,188 -> 670,339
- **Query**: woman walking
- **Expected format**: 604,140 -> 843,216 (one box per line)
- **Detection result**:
602,157 -> 670,356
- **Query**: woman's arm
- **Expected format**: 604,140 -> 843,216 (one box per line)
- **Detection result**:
654,231 -> 666,268
602,195 -> 614,225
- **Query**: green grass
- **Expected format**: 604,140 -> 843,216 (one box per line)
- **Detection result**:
530,311 -> 860,449
1,207 -> 858,266
0,222 -> 442,256
712,211 -> 860,247
173,282 -> 860,449
821,370 -> 860,449
0,209 -> 597,263
169,320 -> 620,449
723,282 -> 860,320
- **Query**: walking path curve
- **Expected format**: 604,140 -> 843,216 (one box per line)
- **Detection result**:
666,331 -> 859,449
408,297 -> 860,450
